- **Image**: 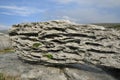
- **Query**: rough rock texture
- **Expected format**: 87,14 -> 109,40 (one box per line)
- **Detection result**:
0,53 -> 118,80
0,32 -> 11,50
9,20 -> 120,69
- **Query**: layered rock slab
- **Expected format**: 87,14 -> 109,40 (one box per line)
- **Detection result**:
9,20 -> 120,68
0,53 -> 117,80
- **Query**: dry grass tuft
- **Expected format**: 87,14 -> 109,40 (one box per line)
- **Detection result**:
0,48 -> 15,54
0,73 -> 21,80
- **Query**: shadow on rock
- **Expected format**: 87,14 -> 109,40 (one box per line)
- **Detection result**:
96,65 -> 120,80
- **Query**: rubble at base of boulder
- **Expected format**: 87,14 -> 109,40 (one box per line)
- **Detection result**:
9,20 -> 120,69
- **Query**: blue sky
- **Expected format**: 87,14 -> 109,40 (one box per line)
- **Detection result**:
0,0 -> 120,29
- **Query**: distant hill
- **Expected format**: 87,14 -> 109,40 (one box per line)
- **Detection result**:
92,23 -> 120,30
0,30 -> 8,34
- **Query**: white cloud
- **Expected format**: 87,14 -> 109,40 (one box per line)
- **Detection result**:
46,7 -> 120,23
52,0 -> 74,4
0,5 -> 46,16
48,0 -> 120,23
57,16 -> 78,22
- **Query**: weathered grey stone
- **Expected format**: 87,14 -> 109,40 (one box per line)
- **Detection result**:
9,20 -> 120,69
0,53 -> 117,80
0,33 -> 11,50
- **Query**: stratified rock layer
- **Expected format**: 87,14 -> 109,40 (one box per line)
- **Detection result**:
9,20 -> 120,68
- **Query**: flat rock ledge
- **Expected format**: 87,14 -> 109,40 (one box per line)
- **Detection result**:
9,20 -> 120,69
0,53 -> 118,80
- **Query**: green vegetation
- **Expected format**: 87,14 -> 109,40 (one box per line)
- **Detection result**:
93,23 -> 120,30
0,73 -> 20,80
32,43 -> 42,48
110,25 -> 120,30
0,48 -> 15,54
43,53 -> 53,59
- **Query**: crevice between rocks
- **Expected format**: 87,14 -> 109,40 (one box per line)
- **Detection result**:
62,69 -> 70,80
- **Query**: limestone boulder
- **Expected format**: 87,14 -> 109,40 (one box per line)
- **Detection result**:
9,20 -> 120,69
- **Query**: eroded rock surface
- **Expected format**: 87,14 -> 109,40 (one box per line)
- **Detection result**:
9,20 -> 120,68
0,53 -> 117,80
0,32 -> 11,50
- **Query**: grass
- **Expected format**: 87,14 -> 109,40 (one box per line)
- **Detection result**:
110,25 -> 120,30
92,23 -> 120,30
43,53 -> 53,59
32,43 -> 42,48
0,48 -> 15,54
0,73 -> 20,80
